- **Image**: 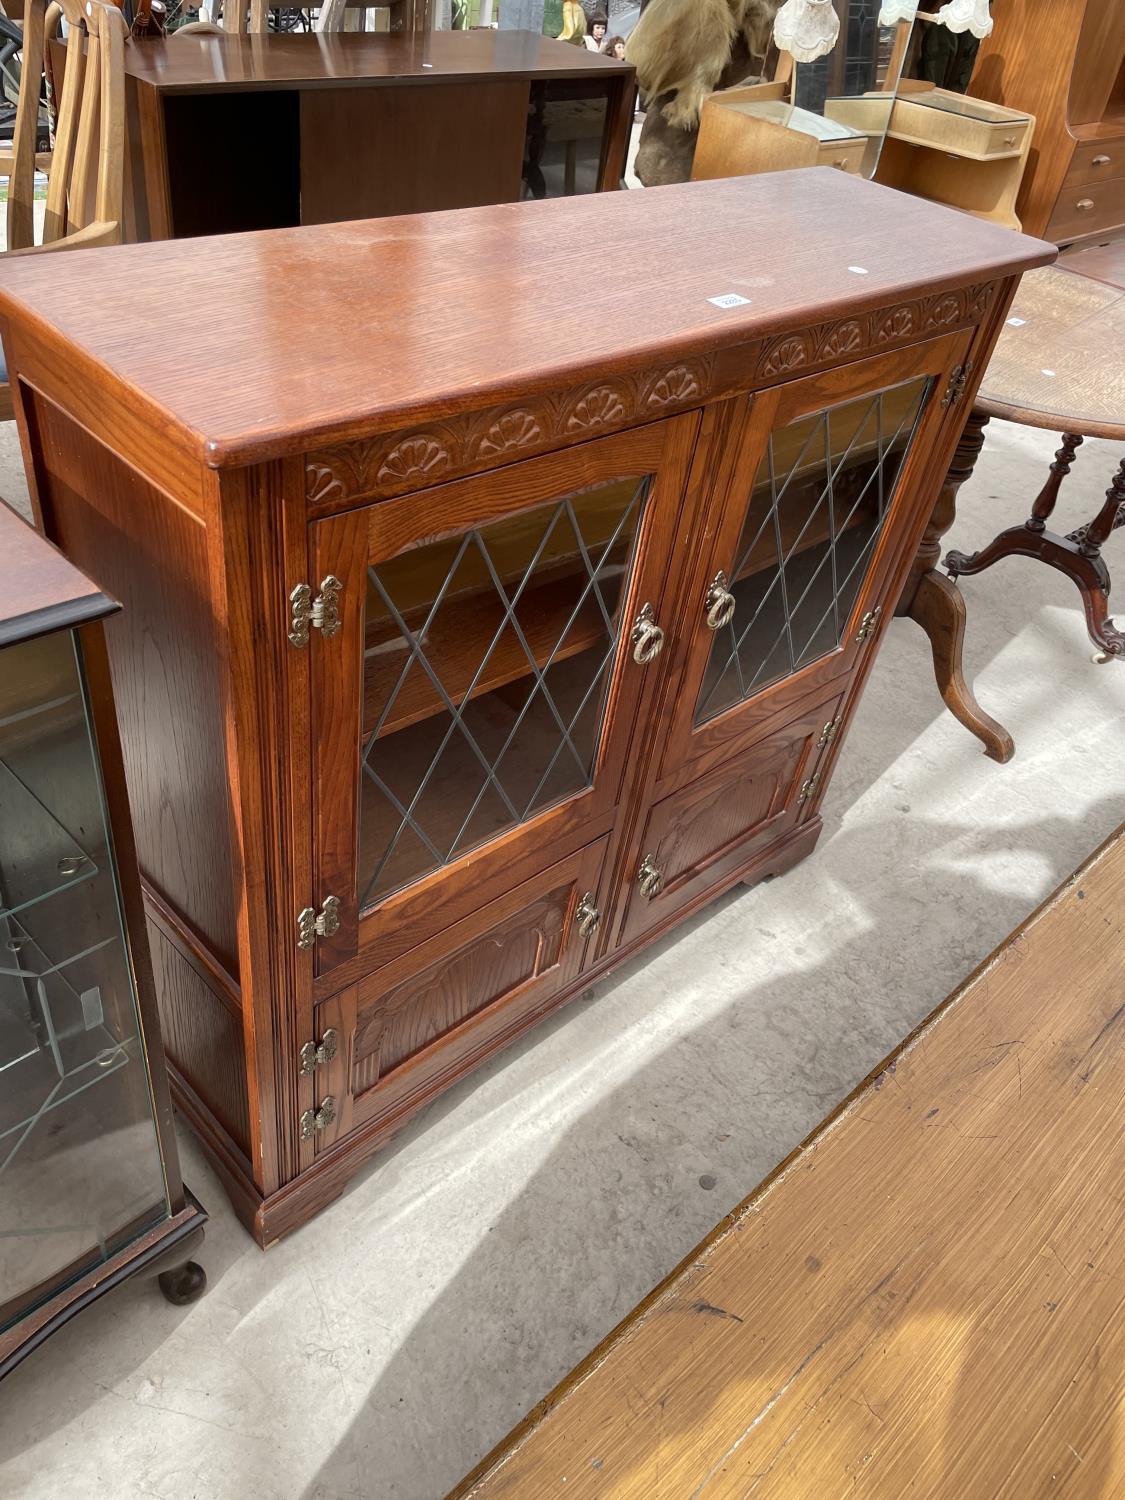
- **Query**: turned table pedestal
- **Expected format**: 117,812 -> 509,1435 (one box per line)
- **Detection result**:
899,255 -> 1125,762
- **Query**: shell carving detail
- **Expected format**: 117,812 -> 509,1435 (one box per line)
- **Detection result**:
874,306 -> 916,344
564,385 -> 629,432
927,294 -> 962,328
821,320 -> 863,358
472,410 -> 543,459
764,336 -> 811,376
644,365 -> 702,408
376,435 -> 452,485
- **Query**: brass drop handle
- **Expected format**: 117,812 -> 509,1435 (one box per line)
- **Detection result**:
1093,154 -> 1111,166
704,570 -> 736,631
1077,198 -> 1095,212
575,892 -> 601,937
631,601 -> 665,665
637,854 -> 663,899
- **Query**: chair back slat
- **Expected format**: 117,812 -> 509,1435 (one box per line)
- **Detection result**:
92,0 -> 123,228
7,0 -> 46,251
42,13 -> 83,243
68,24 -> 100,230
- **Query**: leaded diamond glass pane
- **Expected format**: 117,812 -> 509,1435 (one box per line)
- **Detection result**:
695,376 -> 931,727
358,476 -> 650,912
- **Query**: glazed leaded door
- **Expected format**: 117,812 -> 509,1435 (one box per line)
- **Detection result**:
309,418 -> 698,983
660,334 -> 972,782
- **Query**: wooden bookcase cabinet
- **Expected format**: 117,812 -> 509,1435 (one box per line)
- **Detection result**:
0,181 -> 1051,1245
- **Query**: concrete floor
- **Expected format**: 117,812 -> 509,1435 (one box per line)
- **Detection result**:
1,417 -> 1123,1500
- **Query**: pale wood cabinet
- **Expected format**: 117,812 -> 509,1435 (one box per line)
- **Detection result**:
0,171 -> 1052,1243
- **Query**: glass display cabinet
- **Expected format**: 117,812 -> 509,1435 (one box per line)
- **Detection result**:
0,503 -> 205,1381
0,170 -> 1053,1245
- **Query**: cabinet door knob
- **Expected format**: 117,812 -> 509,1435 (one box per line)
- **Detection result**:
1077,198 -> 1095,212
575,892 -> 601,937
704,570 -> 736,630
637,854 -> 663,899
1002,135 -> 1017,147
1092,154 -> 1111,166
631,601 -> 665,664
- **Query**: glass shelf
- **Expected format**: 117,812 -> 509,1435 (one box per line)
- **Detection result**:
0,755 -> 99,923
899,92 -> 1029,124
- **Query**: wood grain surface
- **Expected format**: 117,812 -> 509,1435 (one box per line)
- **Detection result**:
0,496 -> 112,645
121,28 -> 632,93
977,265 -> 1125,439
0,171 -> 1054,467
453,826 -> 1125,1500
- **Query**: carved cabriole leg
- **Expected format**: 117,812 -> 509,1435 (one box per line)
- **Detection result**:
897,408 -> 1014,762
911,571 -> 1015,764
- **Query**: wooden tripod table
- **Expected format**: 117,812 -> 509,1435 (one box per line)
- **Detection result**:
910,255 -> 1125,763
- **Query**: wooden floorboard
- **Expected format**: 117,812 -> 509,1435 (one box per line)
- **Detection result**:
451,825 -> 1125,1499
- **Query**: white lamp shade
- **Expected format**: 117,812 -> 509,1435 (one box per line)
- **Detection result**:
935,0 -> 993,38
773,0 -> 841,63
878,0 -> 917,25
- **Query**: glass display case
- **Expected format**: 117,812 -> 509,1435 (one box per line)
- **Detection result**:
0,502 -> 205,1381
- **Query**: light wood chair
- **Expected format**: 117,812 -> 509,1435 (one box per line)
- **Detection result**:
175,1 -> 270,35
0,0 -> 127,418
314,0 -> 430,35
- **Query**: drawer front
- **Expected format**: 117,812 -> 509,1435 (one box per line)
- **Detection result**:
617,694 -> 844,950
814,135 -> 867,174
1064,137 -> 1125,188
892,96 -> 1028,160
1048,175 -> 1125,243
300,837 -> 609,1161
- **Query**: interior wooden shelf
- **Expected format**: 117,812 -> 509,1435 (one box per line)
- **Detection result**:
733,492 -> 874,587
362,570 -> 615,741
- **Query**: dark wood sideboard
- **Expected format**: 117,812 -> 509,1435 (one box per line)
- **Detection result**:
0,172 -> 1052,1245
119,29 -> 635,241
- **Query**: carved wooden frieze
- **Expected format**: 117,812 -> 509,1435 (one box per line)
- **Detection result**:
755,282 -> 994,382
306,358 -> 716,508
306,281 -> 996,509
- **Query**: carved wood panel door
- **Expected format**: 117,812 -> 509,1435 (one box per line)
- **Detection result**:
306,417 -> 699,995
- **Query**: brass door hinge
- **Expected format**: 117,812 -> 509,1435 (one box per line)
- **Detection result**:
299,1027 -> 339,1077
797,772 -> 821,806
855,606 -> 882,643
817,715 -> 842,748
941,360 -> 973,407
288,575 -> 343,647
300,1096 -> 336,1141
297,895 -> 341,950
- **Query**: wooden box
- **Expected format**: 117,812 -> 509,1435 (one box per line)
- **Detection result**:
0,171 -> 1052,1245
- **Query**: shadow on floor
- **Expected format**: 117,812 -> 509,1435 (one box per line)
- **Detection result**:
299,797 -> 1122,1500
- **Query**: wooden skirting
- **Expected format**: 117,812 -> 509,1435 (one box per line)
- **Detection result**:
453,826 -> 1125,1498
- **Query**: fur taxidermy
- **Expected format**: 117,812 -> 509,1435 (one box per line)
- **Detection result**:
626,0 -> 781,132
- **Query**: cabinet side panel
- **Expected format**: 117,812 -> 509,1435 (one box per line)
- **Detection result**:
147,924 -> 251,1157
26,393 -> 241,977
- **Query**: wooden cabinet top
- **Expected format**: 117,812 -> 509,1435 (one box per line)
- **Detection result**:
0,171 -> 1053,471
121,28 -> 633,94
0,500 -> 113,647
